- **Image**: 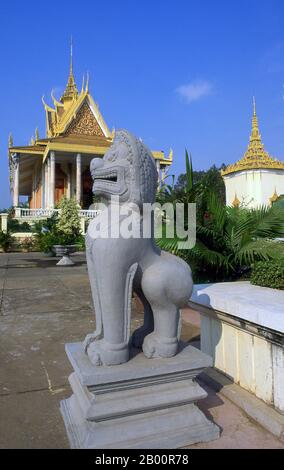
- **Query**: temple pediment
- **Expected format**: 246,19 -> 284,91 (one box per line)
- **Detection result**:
65,99 -> 106,138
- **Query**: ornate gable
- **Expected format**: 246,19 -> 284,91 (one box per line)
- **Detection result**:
65,101 -> 104,137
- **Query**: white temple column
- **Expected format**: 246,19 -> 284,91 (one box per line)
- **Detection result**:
76,153 -> 82,205
41,165 -> 45,208
13,153 -> 20,207
67,163 -> 72,199
44,161 -> 49,208
50,151 -> 55,209
47,157 -> 51,208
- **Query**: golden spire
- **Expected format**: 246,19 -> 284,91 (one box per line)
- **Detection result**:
269,188 -> 279,205
250,96 -> 262,144
222,98 -> 284,176
232,193 -> 240,208
61,37 -> 78,102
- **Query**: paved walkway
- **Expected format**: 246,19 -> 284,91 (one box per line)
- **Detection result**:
0,252 -> 283,449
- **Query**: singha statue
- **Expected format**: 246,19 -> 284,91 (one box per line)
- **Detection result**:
84,130 -> 193,366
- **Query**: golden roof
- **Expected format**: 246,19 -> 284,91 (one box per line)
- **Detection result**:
8,43 -> 173,166
222,98 -> 284,176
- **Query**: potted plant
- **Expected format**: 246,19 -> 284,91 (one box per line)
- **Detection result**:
33,214 -> 58,256
53,197 -> 81,266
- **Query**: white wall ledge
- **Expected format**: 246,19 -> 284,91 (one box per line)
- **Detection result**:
191,281 -> 284,334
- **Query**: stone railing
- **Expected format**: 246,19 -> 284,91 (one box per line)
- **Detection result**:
13,207 -> 99,219
189,281 -> 284,415
15,208 -> 59,218
79,209 -> 100,218
0,208 -> 100,234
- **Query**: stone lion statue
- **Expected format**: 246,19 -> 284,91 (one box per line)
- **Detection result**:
84,130 -> 193,366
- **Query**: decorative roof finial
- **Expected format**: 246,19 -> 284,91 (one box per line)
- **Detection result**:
61,36 -> 78,102
35,128 -> 39,141
51,89 -> 63,108
70,35 -> 73,73
253,96 -> 256,116
250,96 -> 261,144
85,71 -> 89,92
81,74 -> 85,94
8,133 -> 13,148
232,193 -> 240,208
269,187 -> 279,205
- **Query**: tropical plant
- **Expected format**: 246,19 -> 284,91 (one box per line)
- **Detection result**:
157,150 -> 206,222
174,162 -> 226,205
32,214 -> 58,253
36,231 -> 59,254
156,151 -> 284,282
34,198 -> 83,253
158,194 -> 284,282
8,219 -> 32,233
56,197 -> 81,245
0,231 -> 13,252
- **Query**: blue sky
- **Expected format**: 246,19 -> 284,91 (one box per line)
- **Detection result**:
1,0 -> 284,207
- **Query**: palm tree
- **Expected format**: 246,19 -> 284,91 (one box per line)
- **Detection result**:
156,153 -> 284,282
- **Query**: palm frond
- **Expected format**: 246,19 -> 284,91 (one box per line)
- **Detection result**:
185,149 -> 193,193
236,239 -> 284,265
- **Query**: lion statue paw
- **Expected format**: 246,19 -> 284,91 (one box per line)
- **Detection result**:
142,333 -> 178,359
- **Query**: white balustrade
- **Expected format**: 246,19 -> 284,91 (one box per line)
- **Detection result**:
14,208 -> 99,219
79,210 -> 100,218
15,208 -> 59,218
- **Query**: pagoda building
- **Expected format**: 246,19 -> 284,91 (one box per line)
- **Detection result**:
8,51 -> 172,211
221,99 -> 284,208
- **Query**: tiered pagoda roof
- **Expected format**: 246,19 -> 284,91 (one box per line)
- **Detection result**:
9,45 -> 172,165
221,98 -> 284,176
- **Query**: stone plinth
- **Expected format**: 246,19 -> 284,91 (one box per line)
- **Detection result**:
60,342 -> 220,449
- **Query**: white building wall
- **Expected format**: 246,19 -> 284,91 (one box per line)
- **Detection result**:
223,169 -> 284,208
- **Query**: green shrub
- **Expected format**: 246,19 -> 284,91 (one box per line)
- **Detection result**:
56,197 -> 81,244
75,233 -> 86,251
251,260 -> 284,290
7,219 -> 32,233
36,231 -> 59,254
0,231 -> 13,252
33,200 -> 85,253
32,214 -> 58,235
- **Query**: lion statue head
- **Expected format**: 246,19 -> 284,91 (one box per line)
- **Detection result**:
90,130 -> 158,206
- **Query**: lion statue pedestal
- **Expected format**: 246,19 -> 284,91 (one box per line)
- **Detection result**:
60,130 -> 220,448
61,342 -> 219,449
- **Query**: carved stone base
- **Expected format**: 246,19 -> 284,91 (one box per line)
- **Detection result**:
60,342 -> 220,449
